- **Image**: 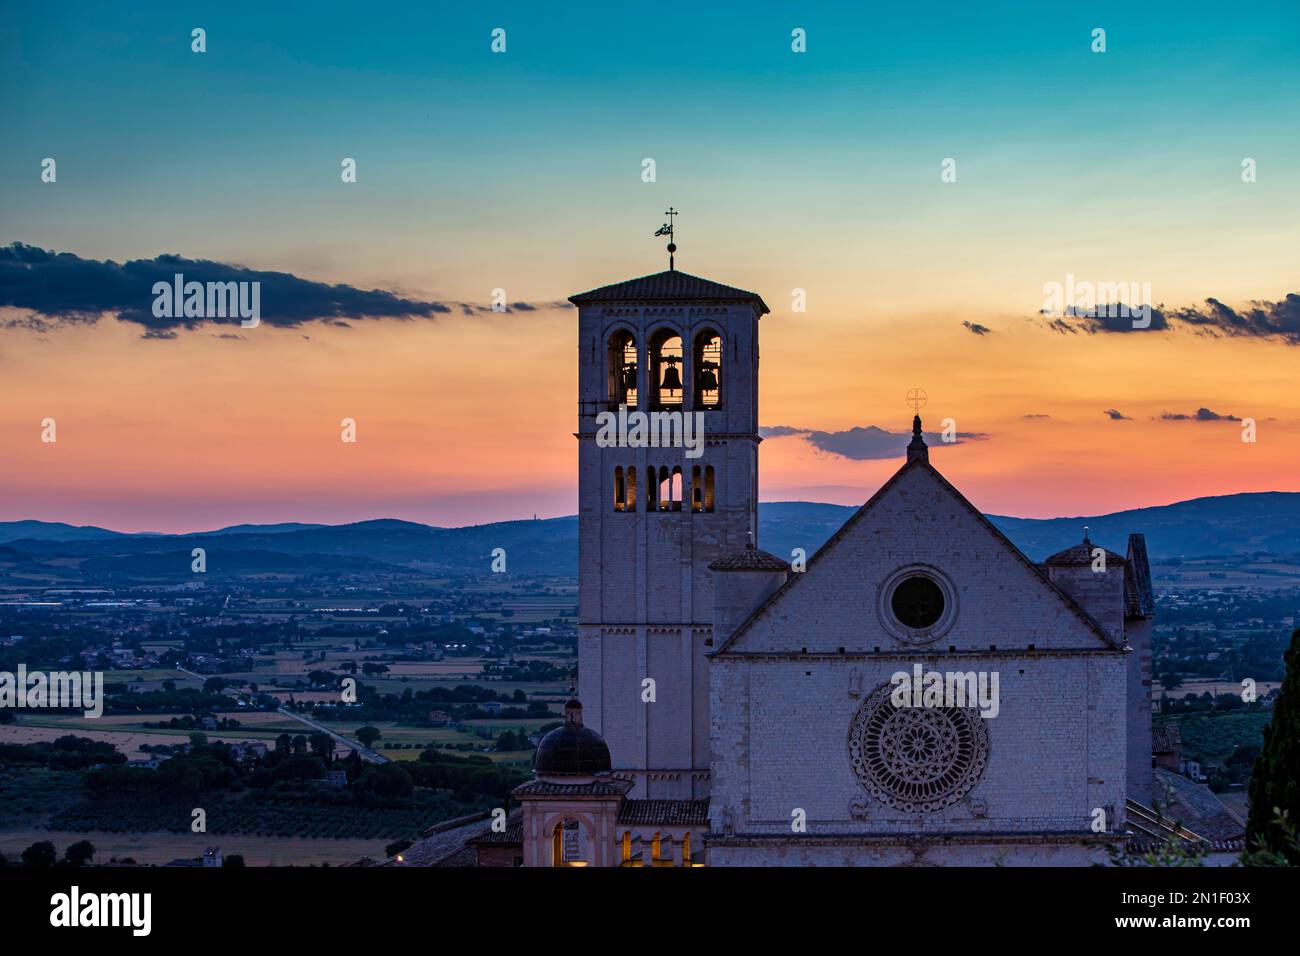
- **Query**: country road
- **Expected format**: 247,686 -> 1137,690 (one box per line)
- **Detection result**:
276,706 -> 389,764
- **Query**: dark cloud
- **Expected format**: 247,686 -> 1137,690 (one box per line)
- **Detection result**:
1046,292 -> 1299,342
1046,303 -> 1169,334
1023,413 -> 1051,419
761,423 -> 987,460
1103,409 -> 1132,421
963,321 -> 992,335
0,242 -> 569,335
1159,407 -> 1241,422
1168,294 -> 1300,344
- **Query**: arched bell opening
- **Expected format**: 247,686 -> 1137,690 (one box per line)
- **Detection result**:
693,329 -> 722,408
607,329 -> 638,408
649,328 -> 684,409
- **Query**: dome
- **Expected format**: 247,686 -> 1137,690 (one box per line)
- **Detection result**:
533,699 -> 611,776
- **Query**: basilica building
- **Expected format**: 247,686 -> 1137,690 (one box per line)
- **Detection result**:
408,261 -> 1225,868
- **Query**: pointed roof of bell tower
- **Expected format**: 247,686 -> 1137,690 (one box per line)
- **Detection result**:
569,269 -> 769,313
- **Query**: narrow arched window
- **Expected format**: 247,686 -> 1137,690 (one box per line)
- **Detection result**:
658,466 -> 671,511
704,466 -> 715,513
626,466 -> 637,512
608,330 -> 638,407
671,466 -> 683,511
693,330 -> 722,407
691,466 -> 703,513
647,469 -> 658,512
614,467 -> 625,512
649,329 -> 683,408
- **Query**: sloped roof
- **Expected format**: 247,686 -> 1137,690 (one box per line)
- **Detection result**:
466,808 -> 523,847
617,799 -> 710,827
1045,541 -> 1126,567
569,270 -> 769,313
709,545 -> 790,572
713,456 -> 1124,654
512,778 -> 633,798
1126,533 -> 1156,618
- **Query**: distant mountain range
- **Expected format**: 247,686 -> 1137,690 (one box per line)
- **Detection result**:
2,491 -> 1298,579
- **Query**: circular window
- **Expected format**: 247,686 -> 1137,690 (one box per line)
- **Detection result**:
877,566 -> 956,644
848,682 -> 989,813
890,576 -> 945,629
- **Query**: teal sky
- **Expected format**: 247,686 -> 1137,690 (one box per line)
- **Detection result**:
3,1 -> 1297,308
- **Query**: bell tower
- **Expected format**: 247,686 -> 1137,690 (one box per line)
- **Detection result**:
569,234 -> 768,800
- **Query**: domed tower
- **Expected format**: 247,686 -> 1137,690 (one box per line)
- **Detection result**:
513,699 -> 632,866
533,699 -> 613,777
570,256 -> 769,799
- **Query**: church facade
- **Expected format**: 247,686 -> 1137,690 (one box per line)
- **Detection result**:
508,264 -> 1156,867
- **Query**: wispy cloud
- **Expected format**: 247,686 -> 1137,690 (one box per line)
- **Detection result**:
963,320 -> 992,335
1159,407 -> 1241,422
760,423 -> 988,460
1045,292 -> 1299,342
1103,409 -> 1132,421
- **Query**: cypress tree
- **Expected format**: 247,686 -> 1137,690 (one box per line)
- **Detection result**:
1247,628 -> 1300,863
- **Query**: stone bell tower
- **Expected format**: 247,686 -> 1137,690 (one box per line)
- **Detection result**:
569,244 -> 769,799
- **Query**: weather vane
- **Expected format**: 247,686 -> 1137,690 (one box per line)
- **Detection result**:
906,387 -> 928,412
654,207 -> 678,270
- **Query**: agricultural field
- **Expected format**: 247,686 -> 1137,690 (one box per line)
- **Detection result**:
45,796 -> 464,842
0,830 -> 388,867
0,711 -> 310,760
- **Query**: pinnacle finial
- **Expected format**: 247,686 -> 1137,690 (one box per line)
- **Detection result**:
907,414 -> 929,463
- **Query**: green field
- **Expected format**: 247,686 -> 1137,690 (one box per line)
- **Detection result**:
1157,711 -> 1274,764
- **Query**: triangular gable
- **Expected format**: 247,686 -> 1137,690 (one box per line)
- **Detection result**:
714,457 -> 1121,655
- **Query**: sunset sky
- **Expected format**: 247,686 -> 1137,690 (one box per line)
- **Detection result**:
2,1 -> 1298,532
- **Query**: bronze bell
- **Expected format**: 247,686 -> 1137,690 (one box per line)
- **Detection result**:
660,361 -> 683,393
698,362 -> 718,392
622,363 -> 637,392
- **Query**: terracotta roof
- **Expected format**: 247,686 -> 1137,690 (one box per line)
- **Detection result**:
569,270 -> 769,313
617,799 -> 710,827
380,816 -> 490,867
709,545 -> 790,572
466,808 -> 523,846
1152,723 -> 1181,753
513,779 -> 633,798
1044,540 -> 1126,567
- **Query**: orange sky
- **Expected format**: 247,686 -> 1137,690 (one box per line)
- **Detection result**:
2,292 -> 1296,532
